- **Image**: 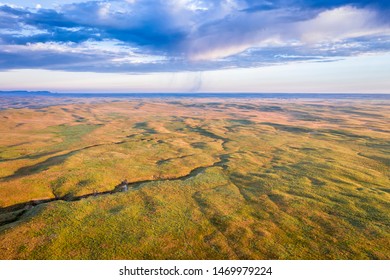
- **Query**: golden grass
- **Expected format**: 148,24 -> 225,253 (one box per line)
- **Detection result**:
0,99 -> 389,259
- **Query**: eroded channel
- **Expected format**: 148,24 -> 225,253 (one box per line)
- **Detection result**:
0,152 -> 230,229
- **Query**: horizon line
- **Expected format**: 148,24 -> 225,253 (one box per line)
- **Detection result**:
1,91 -> 390,95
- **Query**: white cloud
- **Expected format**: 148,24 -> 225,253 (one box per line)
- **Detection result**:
187,5 -> 390,61
2,39 -> 167,66
98,3 -> 111,19
297,6 -> 390,44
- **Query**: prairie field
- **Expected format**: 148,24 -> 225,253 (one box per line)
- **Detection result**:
0,97 -> 389,259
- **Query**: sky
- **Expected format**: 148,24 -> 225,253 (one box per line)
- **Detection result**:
0,0 -> 389,93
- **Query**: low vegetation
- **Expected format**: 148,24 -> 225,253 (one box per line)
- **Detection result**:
0,98 -> 389,259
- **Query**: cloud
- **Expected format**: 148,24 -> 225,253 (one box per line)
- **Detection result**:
186,5 -> 390,61
0,0 -> 389,72
297,6 -> 388,43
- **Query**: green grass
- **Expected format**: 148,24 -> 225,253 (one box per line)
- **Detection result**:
0,99 -> 389,259
43,123 -> 102,149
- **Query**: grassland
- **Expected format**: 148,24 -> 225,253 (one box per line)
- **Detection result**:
0,98 -> 389,259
